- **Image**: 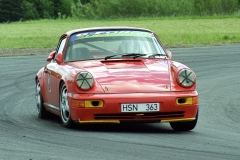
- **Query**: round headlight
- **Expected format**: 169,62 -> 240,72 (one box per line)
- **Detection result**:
178,69 -> 195,87
76,72 -> 94,90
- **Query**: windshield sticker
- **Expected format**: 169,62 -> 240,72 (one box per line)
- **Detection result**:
71,31 -> 151,41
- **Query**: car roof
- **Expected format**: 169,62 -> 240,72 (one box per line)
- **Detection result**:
65,26 -> 153,35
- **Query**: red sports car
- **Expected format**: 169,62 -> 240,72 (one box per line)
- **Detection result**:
35,27 -> 198,131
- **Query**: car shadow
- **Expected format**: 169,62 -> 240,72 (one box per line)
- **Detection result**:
43,114 -> 194,134
72,123 -> 192,134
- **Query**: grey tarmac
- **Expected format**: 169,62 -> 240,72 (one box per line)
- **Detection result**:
0,45 -> 239,160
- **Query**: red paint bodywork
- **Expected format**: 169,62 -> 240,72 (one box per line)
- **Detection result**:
36,27 -> 198,123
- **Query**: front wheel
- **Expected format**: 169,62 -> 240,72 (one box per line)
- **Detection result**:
60,83 -> 74,128
170,111 -> 198,131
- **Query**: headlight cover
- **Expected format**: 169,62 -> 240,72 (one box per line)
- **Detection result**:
178,69 -> 195,87
76,72 -> 94,90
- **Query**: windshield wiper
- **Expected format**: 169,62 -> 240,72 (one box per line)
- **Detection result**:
121,53 -> 147,59
148,54 -> 167,58
104,54 -> 121,60
104,53 -> 147,60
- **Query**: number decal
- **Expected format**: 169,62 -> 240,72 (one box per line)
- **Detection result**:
47,72 -> 51,92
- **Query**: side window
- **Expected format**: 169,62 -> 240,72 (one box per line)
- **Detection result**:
56,37 -> 66,54
52,37 -> 66,62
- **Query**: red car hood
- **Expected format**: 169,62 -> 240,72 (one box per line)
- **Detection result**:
71,59 -> 171,93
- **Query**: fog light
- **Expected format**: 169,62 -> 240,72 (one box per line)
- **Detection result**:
176,97 -> 193,105
85,100 -> 104,108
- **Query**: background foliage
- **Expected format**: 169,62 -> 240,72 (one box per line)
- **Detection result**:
0,0 -> 240,22
71,0 -> 240,19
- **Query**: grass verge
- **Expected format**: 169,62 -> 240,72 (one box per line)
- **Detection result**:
0,16 -> 239,56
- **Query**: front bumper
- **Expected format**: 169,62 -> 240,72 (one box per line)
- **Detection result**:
68,91 -> 198,123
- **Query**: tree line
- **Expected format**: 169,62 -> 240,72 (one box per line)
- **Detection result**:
0,0 -> 239,23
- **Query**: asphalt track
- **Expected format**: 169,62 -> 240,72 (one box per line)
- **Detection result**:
0,45 -> 239,160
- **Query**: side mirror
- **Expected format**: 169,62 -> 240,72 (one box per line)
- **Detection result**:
55,53 -> 64,64
166,50 -> 172,60
47,51 -> 56,62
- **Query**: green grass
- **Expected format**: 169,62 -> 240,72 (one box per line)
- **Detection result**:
0,16 -> 240,49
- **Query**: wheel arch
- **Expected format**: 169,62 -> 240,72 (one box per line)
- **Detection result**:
58,79 -> 64,103
59,79 -> 74,128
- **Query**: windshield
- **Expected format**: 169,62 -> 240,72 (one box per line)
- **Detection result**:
64,30 -> 167,61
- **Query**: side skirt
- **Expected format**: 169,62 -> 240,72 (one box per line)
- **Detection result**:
44,103 -> 60,115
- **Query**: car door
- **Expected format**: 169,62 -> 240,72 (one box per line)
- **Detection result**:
43,36 -> 67,107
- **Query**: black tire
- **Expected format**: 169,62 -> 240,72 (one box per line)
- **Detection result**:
36,80 -> 48,119
59,83 -> 74,128
170,111 -> 198,131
